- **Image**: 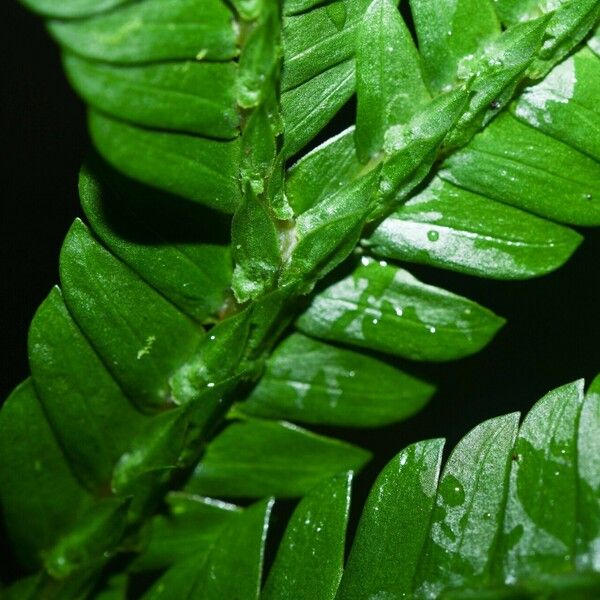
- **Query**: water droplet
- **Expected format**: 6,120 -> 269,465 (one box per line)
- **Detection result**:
427,230 -> 439,242
372,318 -> 379,325
429,326 -> 437,334
440,475 -> 465,507
584,193 -> 593,200
483,511 -> 492,520
379,260 -> 388,267
361,256 -> 370,266
210,335 -> 216,340
207,382 -> 215,388
395,307 -> 404,317
348,370 -> 356,377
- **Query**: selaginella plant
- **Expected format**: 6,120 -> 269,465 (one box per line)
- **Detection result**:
1,0 -> 599,598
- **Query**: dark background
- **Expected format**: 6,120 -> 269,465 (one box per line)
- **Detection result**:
1,0 -> 599,583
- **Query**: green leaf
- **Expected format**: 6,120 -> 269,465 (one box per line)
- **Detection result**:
498,380 -> 585,581
355,0 -> 429,162
286,127 -> 359,215
283,0 -> 329,16
261,472 -> 352,600
231,192 -> 282,303
20,0 -> 127,18
237,3 -> 281,109
493,0 -> 569,25
337,440 -> 444,599
281,0 -> 370,90
297,259 -> 505,361
190,498 -> 272,600
111,409 -> 189,516
512,47 -> 600,162
415,413 -> 519,596
144,498 -> 272,600
282,60 -> 355,159
409,0 -> 501,94
48,0 -> 237,64
496,0 -> 600,76
366,177 -> 582,279
577,375 -> 600,571
441,112 -> 600,225
231,0 -> 263,21
29,287 -> 147,491
88,111 -> 242,213
239,333 -> 434,427
59,219 -> 204,410
169,309 -> 254,405
79,160 -> 233,324
280,171 -> 381,288
443,16 -> 549,150
44,498 -> 129,579
63,53 -> 239,139
131,493 -> 241,573
380,88 -> 469,205
186,419 -> 371,498
0,380 -> 92,568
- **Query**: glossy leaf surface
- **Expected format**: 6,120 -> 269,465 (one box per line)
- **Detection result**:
499,380 -> 585,581
512,47 -> 600,161
131,493 -> 241,573
367,177 -> 582,279
64,53 -> 239,139
21,0 -> 128,18
278,379 -> 599,599
187,419 -> 371,498
29,287 -> 146,490
4,0 -> 600,595
355,0 -> 428,161
410,0 -> 501,94
240,333 -> 434,427
89,111 -> 241,213
415,414 -> 519,596
337,440 -> 444,599
262,473 -> 352,600
145,499 -> 272,600
59,220 -> 204,410
298,260 -> 505,361
48,0 -> 237,64
441,112 -> 600,226
0,381 -> 92,567
79,162 -> 233,324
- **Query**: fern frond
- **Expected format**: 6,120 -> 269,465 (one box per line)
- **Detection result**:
2,0 -> 600,596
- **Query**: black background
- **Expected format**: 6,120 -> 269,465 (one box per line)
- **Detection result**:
2,0 -> 599,584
